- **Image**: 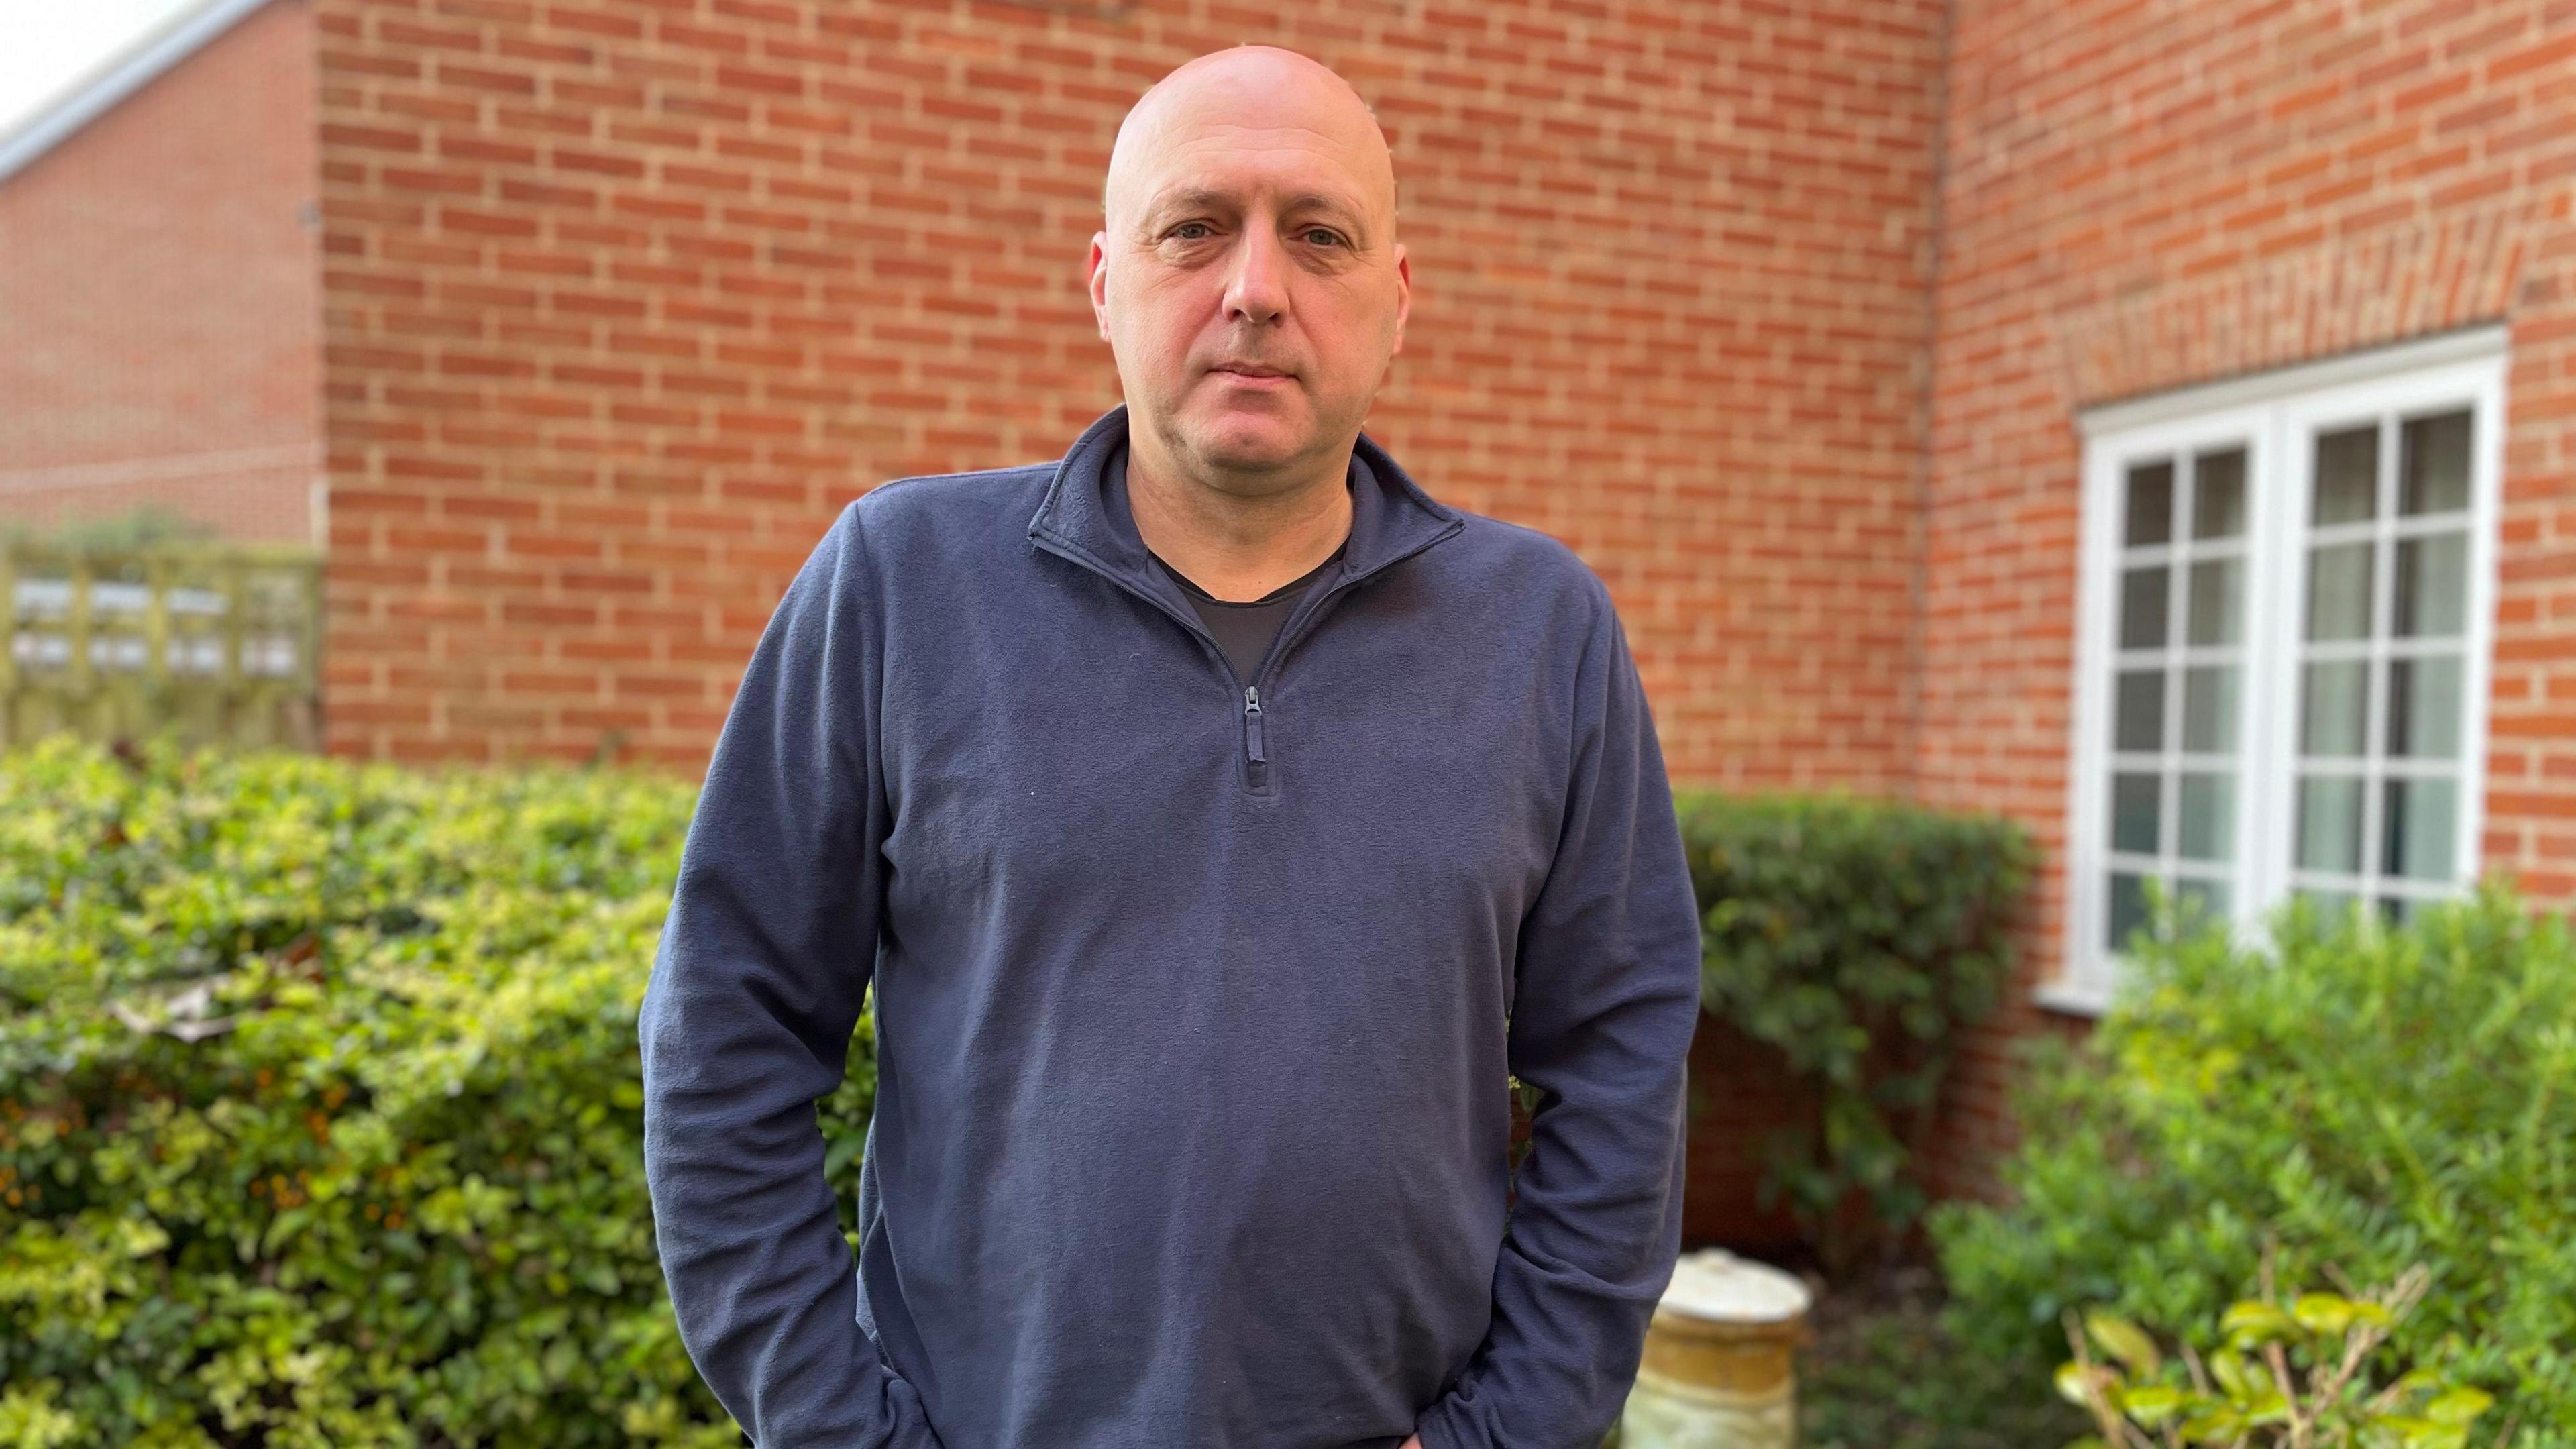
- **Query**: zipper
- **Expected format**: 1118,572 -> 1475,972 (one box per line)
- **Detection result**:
1242,684 -> 1267,788
1020,533 -> 1273,789
1029,511 -> 1465,797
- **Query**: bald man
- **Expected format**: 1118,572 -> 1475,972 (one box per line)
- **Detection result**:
639,44 -> 1703,1449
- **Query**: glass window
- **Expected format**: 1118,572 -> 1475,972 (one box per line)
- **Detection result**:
2099,445 -> 2252,961
2291,408 -> 2478,920
2063,342 -> 2500,1012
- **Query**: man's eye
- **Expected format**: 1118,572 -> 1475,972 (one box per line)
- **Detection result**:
1171,223 -> 1212,241
1303,229 -> 1344,248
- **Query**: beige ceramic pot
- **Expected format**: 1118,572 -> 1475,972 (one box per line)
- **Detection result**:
1618,1248 -> 1815,1449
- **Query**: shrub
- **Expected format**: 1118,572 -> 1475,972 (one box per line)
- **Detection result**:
1675,790 -> 2037,1267
2,743 -> 2051,1443
0,504 -> 217,552
2055,1266 -> 2503,1449
1931,879 -> 2576,1449
0,733 -> 882,1446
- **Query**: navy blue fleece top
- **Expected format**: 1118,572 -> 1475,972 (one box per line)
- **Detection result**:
636,402 -> 1705,1449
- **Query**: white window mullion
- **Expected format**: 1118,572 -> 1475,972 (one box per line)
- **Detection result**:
2455,377 -> 2508,890
2237,411 -> 2290,945
2161,449 -> 2191,883
2358,411 -> 2398,915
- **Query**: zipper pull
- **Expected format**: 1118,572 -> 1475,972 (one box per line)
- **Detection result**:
1242,684 -> 1265,765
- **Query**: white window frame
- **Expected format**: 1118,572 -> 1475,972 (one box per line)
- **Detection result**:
2043,324 -> 2510,1015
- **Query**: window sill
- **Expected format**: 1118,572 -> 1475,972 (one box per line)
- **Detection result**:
2031,976 -> 2112,1018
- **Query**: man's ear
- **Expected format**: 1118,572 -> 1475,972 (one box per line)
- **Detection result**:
1088,235 -> 1111,342
1389,242 -> 1410,358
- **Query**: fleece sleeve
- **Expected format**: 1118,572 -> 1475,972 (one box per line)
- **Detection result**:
1412,582 -> 1707,1449
635,501 -> 942,1449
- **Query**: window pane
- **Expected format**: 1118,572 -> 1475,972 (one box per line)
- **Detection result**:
2382,777 -> 2458,882
2394,532 -> 2467,638
2125,460 -> 2175,546
2116,669 -> 2165,751
2387,655 -> 2463,759
2301,661 -> 2368,756
2186,557 -> 2243,645
2399,410 -> 2472,516
2192,447 -> 2249,539
2297,775 -> 2365,874
2121,566 -> 2171,649
2174,875 -> 2230,927
2296,888 -> 2361,930
2313,425 -> 2379,525
2178,773 -> 2233,863
2112,772 -> 2161,854
2306,541 -> 2374,640
2184,665 -> 2239,753
2107,871 -> 2149,951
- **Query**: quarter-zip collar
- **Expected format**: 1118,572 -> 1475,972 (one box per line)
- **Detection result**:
1026,401 -> 1466,638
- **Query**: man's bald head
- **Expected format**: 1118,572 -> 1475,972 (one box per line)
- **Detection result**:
1085,44 -> 1412,499
1101,46 -> 1398,244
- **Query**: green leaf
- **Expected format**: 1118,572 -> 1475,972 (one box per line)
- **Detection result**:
2179,1407 -> 2243,1440
2220,1300 -> 2297,1346
259,1207 -> 313,1255
2241,1391 -> 2291,1426
2422,1387 -> 2493,1426
2292,1293 -> 2355,1336
2390,1366 -> 2445,1399
2084,1311 -> 2162,1377
2381,1419 -> 2471,1449
2208,1350 -> 2255,1400
824,1130 -> 867,1179
2117,1383 -> 2185,1426
2057,1361 -> 2118,1408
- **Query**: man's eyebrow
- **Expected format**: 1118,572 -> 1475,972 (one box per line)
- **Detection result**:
1142,186 -> 1368,229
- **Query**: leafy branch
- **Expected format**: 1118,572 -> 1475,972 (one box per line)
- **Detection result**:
2053,1246 -> 2508,1449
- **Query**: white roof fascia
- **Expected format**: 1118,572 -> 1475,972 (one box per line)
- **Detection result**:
0,0 -> 277,185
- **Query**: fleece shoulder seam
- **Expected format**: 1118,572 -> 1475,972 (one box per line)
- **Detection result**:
857,462 -> 1057,506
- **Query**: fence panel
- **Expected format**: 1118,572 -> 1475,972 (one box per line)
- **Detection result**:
2,541 -> 323,751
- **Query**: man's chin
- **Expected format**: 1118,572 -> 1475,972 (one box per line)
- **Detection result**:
1183,414 -> 1313,473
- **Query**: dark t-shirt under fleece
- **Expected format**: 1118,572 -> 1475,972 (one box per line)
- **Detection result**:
1115,440 -> 1350,684
636,400 -> 1705,1449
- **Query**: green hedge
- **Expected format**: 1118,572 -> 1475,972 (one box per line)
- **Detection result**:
1674,790 -> 2037,1268
1930,879 -> 2576,1448
0,734 -> 826,1446
0,739 -> 2053,1444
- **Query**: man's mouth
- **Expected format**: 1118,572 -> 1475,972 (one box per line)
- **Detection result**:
1213,363 -> 1292,378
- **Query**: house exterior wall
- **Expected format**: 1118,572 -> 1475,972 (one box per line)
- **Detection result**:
311,0 -> 1947,777
1917,0 -> 2576,1194
309,0 -> 2576,1202
0,0 -> 322,545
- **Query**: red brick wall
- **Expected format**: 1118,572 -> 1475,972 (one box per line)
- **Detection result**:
312,0 -> 2576,1210
1916,0 -> 2576,1194
0,0 -> 322,544
312,0 -> 1947,778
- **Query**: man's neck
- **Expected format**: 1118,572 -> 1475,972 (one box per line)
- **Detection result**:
1122,429 -> 1354,605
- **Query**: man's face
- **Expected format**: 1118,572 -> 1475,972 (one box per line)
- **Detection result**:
1091,74 -> 1408,487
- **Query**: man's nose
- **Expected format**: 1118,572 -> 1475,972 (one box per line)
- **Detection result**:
1220,225 -> 1289,325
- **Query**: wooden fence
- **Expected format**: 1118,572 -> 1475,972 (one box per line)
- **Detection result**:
1,542 -> 323,752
